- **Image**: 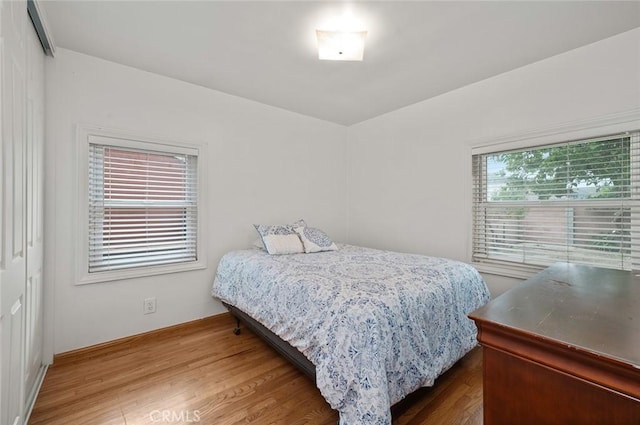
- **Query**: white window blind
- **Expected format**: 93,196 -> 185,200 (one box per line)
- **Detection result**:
472,131 -> 640,272
88,144 -> 198,273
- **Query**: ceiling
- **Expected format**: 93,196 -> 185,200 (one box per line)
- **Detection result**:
40,1 -> 640,126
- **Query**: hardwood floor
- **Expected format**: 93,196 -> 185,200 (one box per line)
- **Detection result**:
29,313 -> 483,425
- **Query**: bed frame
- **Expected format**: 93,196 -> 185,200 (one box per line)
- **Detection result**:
223,302 -> 316,380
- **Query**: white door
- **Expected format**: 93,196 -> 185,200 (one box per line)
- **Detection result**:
0,1 -> 28,425
23,14 -> 45,408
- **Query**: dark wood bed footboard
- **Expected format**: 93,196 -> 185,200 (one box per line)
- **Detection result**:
222,302 -> 316,380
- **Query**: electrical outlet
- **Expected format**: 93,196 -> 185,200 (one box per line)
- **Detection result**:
143,297 -> 156,314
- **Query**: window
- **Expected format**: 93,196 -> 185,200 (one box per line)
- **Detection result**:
77,126 -> 205,284
472,131 -> 640,274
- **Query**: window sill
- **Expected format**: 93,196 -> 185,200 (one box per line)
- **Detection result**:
76,259 -> 207,285
472,262 -> 543,280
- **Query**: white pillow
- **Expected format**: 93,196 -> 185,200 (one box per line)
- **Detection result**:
295,226 -> 338,253
254,224 -> 304,255
252,219 -> 307,251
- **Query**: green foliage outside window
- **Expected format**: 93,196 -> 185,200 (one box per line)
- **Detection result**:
490,137 -> 630,202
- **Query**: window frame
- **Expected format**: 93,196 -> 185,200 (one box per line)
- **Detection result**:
468,111 -> 640,279
76,124 -> 207,285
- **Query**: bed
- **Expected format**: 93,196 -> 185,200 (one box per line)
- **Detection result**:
212,244 -> 491,425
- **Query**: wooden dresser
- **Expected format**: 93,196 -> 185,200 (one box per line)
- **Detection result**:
469,263 -> 640,425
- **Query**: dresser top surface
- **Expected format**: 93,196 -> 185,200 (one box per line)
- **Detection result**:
469,263 -> 640,367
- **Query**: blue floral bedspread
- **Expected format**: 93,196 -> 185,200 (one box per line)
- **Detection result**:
212,244 -> 490,424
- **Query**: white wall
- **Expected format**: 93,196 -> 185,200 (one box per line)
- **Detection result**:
46,28 -> 640,354
346,29 -> 640,296
45,48 -> 347,354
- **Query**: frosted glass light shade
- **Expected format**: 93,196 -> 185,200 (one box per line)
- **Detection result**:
316,30 -> 367,61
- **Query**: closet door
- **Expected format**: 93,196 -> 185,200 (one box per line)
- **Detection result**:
0,1 -> 28,425
24,13 -> 45,407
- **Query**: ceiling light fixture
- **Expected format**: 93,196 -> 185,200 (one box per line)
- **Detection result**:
316,10 -> 367,61
316,29 -> 367,61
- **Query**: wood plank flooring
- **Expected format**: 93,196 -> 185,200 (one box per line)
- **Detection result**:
29,313 -> 483,425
